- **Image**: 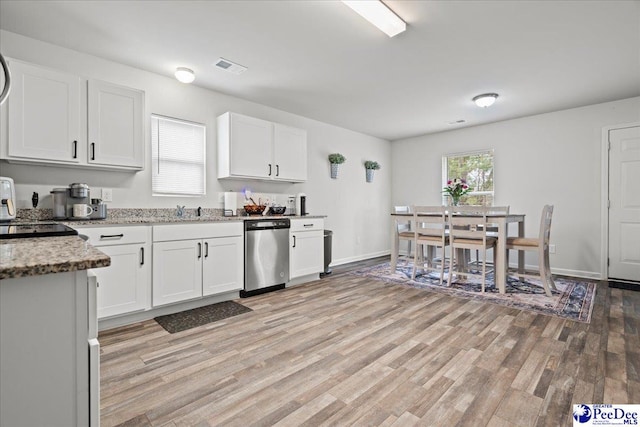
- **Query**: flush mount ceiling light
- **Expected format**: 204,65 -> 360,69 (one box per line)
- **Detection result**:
174,67 -> 195,84
341,0 -> 406,38
473,93 -> 499,108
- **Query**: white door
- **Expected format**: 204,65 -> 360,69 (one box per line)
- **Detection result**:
95,243 -> 150,318
88,79 -> 144,169
229,113 -> 272,178
7,60 -> 81,163
202,236 -> 244,296
290,230 -> 323,279
609,125 -> 640,282
153,240 -> 203,306
273,124 -> 307,182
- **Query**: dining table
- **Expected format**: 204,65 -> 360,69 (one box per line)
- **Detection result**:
391,211 -> 525,294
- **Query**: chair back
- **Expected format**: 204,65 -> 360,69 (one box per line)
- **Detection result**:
394,206 -> 411,233
411,205 -> 447,239
539,205 -> 554,248
447,206 -> 492,246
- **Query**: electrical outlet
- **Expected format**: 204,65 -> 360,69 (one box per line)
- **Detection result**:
101,188 -> 113,202
549,244 -> 556,254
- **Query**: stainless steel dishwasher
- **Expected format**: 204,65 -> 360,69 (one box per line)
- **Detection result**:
242,218 -> 290,297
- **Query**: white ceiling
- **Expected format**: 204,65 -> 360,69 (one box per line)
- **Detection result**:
1,0 -> 639,141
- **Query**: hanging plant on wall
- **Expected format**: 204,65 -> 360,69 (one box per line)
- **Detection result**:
364,160 -> 381,183
328,153 -> 346,179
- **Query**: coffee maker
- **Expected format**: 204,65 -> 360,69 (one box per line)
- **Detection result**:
51,183 -> 107,220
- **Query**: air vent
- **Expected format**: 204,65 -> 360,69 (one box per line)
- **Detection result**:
214,58 -> 247,75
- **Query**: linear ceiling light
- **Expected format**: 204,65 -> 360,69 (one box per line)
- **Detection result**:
175,67 -> 195,84
342,1 -> 406,38
472,93 -> 499,108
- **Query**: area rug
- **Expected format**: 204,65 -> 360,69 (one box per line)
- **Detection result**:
350,262 -> 597,323
154,301 -> 252,333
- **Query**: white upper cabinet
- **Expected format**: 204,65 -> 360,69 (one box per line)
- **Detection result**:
88,79 -> 144,169
7,60 -> 82,163
2,59 -> 144,171
273,123 -> 307,182
217,112 -> 307,182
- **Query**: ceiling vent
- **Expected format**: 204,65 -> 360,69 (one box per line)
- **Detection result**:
214,58 -> 247,75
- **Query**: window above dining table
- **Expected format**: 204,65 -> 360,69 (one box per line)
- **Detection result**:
442,149 -> 494,206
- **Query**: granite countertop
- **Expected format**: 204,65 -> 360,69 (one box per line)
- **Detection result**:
65,214 -> 326,227
0,236 -> 111,280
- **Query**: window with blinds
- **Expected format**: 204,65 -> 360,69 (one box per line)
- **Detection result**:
151,115 -> 206,196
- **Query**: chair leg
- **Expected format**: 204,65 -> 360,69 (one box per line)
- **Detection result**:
481,248 -> 486,293
411,243 -> 419,279
538,247 -> 553,297
438,246 -> 445,285
447,247 -> 455,287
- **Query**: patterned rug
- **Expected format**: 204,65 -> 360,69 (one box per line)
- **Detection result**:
155,301 -> 252,333
350,262 -> 597,323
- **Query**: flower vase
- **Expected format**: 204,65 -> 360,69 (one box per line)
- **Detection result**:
451,197 -> 460,206
330,163 -> 339,179
366,169 -> 374,183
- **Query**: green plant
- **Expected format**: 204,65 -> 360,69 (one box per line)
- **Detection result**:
364,160 -> 381,170
328,153 -> 346,164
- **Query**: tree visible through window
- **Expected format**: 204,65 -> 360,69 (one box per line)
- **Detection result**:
442,150 -> 494,206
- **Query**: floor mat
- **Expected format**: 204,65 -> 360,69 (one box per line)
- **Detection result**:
154,301 -> 252,333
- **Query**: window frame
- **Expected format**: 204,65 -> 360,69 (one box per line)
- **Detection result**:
441,149 -> 495,206
151,114 -> 206,197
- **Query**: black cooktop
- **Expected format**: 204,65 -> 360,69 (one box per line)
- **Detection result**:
0,223 -> 79,239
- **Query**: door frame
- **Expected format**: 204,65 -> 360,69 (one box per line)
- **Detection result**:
600,121 -> 640,280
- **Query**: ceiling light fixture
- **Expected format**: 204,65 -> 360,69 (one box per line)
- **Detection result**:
473,93 -> 499,108
174,67 -> 195,84
341,1 -> 406,38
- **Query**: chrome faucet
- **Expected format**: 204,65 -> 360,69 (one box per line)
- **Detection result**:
197,206 -> 203,217
176,205 -> 185,217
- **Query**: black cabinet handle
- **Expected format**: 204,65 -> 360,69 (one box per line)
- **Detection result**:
204,242 -> 209,258
276,164 -> 280,176
268,164 -> 272,176
90,142 -> 95,160
198,242 -> 202,259
100,234 -> 124,240
140,247 -> 144,265
292,235 -> 296,248
72,140 -> 77,158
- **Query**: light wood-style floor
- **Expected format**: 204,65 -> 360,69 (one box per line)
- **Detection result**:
99,259 -> 639,426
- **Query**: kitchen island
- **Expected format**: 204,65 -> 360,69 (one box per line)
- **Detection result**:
0,235 -> 110,427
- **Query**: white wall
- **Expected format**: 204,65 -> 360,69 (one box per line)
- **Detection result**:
0,30 -> 392,265
391,96 -> 640,279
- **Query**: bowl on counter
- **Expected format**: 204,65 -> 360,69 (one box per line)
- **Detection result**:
244,204 -> 266,215
268,206 -> 286,215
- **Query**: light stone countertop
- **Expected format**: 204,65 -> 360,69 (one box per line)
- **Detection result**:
66,214 -> 325,228
0,235 -> 111,280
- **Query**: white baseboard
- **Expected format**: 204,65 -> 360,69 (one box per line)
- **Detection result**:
331,250 -> 391,267
508,262 -> 602,281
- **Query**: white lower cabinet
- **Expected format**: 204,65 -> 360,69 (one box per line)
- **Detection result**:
153,223 -> 243,307
81,226 -> 151,319
290,218 -> 324,279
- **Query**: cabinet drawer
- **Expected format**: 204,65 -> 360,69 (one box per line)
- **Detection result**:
290,218 -> 324,232
153,222 -> 243,242
80,226 -> 150,246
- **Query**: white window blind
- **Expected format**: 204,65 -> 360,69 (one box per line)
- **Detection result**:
151,115 -> 206,196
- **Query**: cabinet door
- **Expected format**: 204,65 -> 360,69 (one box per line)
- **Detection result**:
202,236 -> 243,296
94,243 -> 150,318
88,79 -> 144,169
7,60 -> 81,163
153,240 -> 203,306
273,124 -> 307,182
290,230 -> 324,279
229,113 -> 272,178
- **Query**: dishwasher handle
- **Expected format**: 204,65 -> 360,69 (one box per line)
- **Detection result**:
292,235 -> 296,248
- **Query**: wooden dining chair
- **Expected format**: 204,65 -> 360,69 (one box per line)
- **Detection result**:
506,205 -> 556,297
471,205 -> 510,266
447,206 -> 498,292
394,206 -> 413,264
411,206 -> 448,284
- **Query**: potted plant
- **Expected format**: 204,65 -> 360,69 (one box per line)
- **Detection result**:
328,153 -> 346,179
364,160 -> 380,182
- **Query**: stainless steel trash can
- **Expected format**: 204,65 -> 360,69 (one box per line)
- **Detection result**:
323,230 -> 333,275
